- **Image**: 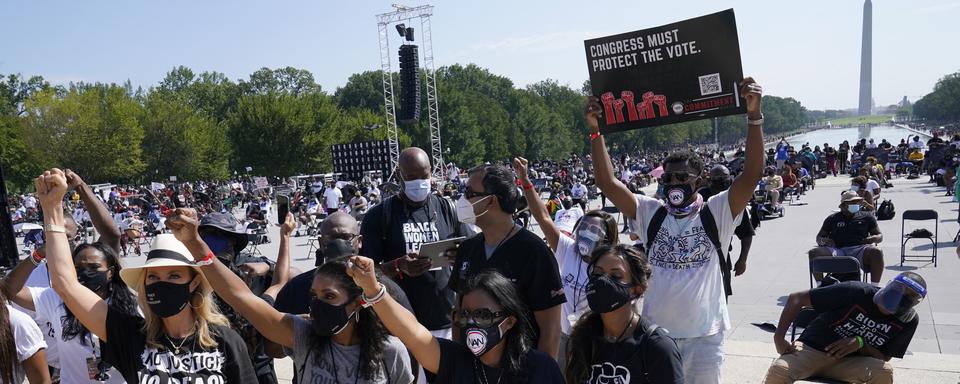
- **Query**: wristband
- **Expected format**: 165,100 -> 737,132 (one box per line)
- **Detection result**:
856,336 -> 864,351
359,283 -> 387,308
44,224 -> 66,234
30,250 -> 45,266
195,251 -> 216,266
748,114 -> 764,126
590,132 -> 602,141
522,182 -> 535,191
393,258 -> 403,280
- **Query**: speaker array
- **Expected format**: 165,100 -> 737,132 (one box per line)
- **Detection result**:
398,44 -> 420,123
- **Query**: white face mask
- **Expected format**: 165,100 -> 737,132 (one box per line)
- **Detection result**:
847,204 -> 861,214
456,195 -> 491,225
402,179 -> 431,203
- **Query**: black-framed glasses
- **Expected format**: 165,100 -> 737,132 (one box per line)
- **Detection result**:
463,189 -> 495,200
453,308 -> 507,328
321,233 -> 358,244
659,172 -> 699,184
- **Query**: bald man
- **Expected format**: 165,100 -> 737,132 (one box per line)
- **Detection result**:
360,147 -> 472,340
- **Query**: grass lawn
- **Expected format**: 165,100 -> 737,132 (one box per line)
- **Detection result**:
827,115 -> 892,125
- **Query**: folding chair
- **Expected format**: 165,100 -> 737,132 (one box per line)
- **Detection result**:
808,256 -> 862,289
305,236 -> 320,260
901,209 -> 938,267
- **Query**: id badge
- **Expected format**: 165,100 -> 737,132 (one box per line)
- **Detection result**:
86,357 -> 110,382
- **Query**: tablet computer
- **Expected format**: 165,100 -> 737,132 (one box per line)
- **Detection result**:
418,237 -> 466,268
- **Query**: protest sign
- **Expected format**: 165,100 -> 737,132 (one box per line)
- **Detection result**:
584,9 -> 746,133
150,182 -> 165,192
254,177 -> 269,190
169,176 -> 177,182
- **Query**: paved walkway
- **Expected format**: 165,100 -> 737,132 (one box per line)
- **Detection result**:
25,173 -> 959,382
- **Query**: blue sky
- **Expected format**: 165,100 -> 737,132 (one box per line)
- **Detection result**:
2,0 -> 958,110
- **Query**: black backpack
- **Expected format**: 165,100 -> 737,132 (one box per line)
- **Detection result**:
877,199 -> 895,221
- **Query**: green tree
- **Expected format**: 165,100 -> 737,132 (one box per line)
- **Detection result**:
21,84 -> 145,183
141,93 -> 230,181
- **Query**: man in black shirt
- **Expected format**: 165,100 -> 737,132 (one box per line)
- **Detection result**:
450,164 -> 566,360
808,191 -> 884,283
766,273 -> 926,383
698,165 -> 755,289
838,141 -> 850,174
360,147 -> 471,339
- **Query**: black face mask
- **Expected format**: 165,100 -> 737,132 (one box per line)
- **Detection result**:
664,184 -> 695,208
460,319 -> 506,357
310,299 -> 356,336
145,280 -> 193,318
317,238 -> 355,266
586,274 -> 634,313
76,268 -> 109,292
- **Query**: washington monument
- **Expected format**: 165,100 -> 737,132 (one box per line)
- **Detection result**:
858,0 -> 872,116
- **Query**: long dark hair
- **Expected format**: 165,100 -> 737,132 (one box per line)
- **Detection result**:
565,244 -> 652,384
0,283 -> 17,384
309,259 -> 389,381
460,270 -> 534,383
62,242 -> 139,343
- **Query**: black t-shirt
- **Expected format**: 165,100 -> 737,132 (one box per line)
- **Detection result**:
103,307 -> 258,384
799,282 -> 918,358
450,228 -> 566,343
820,212 -> 878,248
433,338 -> 563,384
583,318 -> 683,384
273,267 -> 414,315
360,195 -> 471,330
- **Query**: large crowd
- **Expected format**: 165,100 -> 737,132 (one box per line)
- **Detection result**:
0,78 -> 940,384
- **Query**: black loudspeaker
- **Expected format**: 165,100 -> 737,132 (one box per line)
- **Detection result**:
398,44 -> 420,123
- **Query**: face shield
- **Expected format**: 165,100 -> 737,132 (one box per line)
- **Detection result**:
873,274 -> 927,316
575,221 -> 607,259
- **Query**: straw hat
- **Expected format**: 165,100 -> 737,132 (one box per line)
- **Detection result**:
119,234 -> 201,287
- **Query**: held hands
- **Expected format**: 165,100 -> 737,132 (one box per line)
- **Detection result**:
825,337 -> 860,359
34,168 -> 68,210
164,208 -> 202,245
739,77 -> 763,119
512,157 -> 530,182
346,256 -> 381,296
64,169 -> 85,191
585,96 -> 603,134
279,213 -> 296,236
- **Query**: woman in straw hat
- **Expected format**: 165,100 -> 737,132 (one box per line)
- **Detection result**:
34,168 -> 257,383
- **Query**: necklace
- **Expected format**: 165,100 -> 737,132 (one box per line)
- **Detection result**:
605,312 -> 637,343
474,358 -> 502,384
489,224 -> 518,256
164,334 -> 191,355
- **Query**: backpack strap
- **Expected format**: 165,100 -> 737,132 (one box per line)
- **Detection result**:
699,206 -> 733,298
380,196 -> 394,241
435,194 -> 462,238
636,319 -> 666,383
644,206 -> 669,254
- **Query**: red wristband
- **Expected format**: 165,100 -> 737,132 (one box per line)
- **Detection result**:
590,132 -> 601,141
393,258 -> 403,280
522,182 -> 535,190
31,250 -> 45,265
196,251 -> 215,266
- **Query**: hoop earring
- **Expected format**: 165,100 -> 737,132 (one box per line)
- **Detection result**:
189,290 -> 203,309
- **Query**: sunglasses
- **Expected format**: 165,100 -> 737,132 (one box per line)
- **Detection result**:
321,233 -> 358,244
659,172 -> 698,184
453,308 -> 507,328
463,189 -> 495,200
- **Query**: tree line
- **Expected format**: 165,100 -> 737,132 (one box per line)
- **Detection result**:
913,72 -> 960,122
1,64 -> 813,191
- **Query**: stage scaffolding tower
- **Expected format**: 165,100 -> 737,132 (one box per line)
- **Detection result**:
376,4 -> 444,180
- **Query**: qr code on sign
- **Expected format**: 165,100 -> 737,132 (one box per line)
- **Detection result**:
699,73 -> 722,96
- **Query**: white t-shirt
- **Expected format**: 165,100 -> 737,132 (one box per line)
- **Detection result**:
7,304 -> 46,384
555,235 -> 589,335
23,195 -> 37,209
866,179 -> 881,195
29,287 -> 126,383
323,187 -> 342,210
554,207 -> 584,233
571,184 -> 588,199
311,181 -> 324,194
23,263 -> 60,369
635,191 -> 739,338
909,140 -> 924,149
